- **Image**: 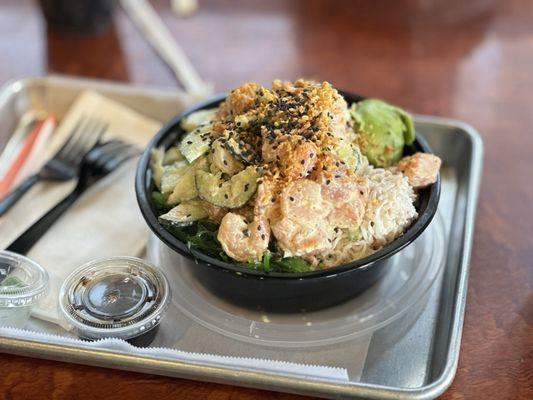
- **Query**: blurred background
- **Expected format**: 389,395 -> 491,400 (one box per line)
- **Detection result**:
1,0 -> 523,109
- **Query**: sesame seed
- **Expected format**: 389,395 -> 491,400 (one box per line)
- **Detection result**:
261,234 -> 266,240
289,196 -> 294,201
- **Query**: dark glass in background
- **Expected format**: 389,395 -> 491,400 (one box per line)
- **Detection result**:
38,0 -> 115,34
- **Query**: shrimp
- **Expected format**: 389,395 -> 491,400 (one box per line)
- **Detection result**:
254,178 -> 279,219
395,152 -> 441,189
217,213 -> 270,262
270,179 -> 333,257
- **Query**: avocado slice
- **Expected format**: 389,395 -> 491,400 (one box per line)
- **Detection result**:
350,99 -> 415,167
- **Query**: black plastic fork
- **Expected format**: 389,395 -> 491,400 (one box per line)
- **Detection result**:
0,117 -> 106,217
6,140 -> 138,255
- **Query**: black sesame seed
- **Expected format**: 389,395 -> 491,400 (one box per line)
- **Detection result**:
300,160 -> 305,165
289,196 -> 294,201
186,141 -> 193,145
261,234 -> 266,240
326,179 -> 331,185
224,194 -> 229,199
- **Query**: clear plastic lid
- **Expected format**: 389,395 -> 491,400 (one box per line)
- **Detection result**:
58,257 -> 171,341
0,251 -> 49,308
147,213 -> 446,348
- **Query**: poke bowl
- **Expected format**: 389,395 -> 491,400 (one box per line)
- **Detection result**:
135,81 -> 440,312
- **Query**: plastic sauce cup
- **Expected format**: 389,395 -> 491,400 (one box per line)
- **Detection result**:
58,257 -> 171,347
0,251 -> 49,328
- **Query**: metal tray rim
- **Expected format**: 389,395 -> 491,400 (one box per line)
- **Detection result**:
0,75 -> 484,400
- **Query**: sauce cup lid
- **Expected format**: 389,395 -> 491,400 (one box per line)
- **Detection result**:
0,251 -> 49,307
58,256 -> 170,341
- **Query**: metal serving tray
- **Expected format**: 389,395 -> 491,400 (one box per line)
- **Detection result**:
0,76 -> 482,399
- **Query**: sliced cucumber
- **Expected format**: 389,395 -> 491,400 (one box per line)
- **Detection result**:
160,160 -> 188,194
150,147 -> 165,189
211,138 -> 244,176
167,156 -> 209,206
159,200 -> 208,226
335,144 -> 369,174
179,124 -> 212,163
163,146 -> 184,165
196,166 -> 260,208
180,108 -> 217,132
225,137 -> 257,164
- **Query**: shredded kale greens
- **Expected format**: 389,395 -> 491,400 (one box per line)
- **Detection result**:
153,190 -> 315,273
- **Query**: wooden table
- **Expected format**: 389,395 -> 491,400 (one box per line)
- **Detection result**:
1,0 -> 531,398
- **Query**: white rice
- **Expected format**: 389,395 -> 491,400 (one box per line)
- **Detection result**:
324,166 -> 418,267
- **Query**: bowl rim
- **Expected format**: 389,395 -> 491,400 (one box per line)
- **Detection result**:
135,91 -> 441,280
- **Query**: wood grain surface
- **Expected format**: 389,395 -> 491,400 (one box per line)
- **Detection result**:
0,0 -> 532,398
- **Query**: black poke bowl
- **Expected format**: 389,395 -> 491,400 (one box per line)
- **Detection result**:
135,91 -> 440,312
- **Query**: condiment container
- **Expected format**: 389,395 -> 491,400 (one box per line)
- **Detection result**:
58,257 -> 170,347
0,251 -> 49,328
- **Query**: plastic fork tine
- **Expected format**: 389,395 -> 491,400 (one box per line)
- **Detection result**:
102,149 -> 139,172
60,118 -> 94,163
100,140 -> 130,153
63,118 -> 108,165
94,121 -> 109,140
54,116 -> 86,160
97,143 -> 133,165
70,120 -> 105,162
